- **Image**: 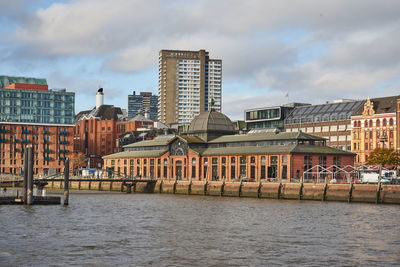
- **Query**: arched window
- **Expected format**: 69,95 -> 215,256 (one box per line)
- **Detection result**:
353,121 -> 357,127
376,119 -> 380,127
383,119 -> 387,126
369,120 -> 373,127
364,120 -> 368,127
389,118 -> 394,126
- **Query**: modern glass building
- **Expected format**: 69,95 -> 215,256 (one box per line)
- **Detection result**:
127,91 -> 158,121
0,87 -> 74,124
245,103 -> 309,131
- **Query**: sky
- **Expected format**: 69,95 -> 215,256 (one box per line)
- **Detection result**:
1,0 -> 400,120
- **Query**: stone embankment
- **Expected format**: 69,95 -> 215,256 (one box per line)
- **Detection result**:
38,179 -> 400,204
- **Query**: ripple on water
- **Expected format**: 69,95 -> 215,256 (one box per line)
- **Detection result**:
1,193 -> 400,266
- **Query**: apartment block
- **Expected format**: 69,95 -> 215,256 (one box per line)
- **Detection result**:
158,49 -> 222,125
0,76 -> 75,175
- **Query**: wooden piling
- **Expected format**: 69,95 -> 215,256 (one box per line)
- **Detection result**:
63,158 -> 69,205
299,177 -> 304,200
376,165 -> 383,204
348,180 -> 353,203
27,146 -> 34,205
23,147 -> 28,204
322,177 -> 328,201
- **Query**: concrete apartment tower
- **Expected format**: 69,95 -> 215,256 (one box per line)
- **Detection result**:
158,49 -> 222,125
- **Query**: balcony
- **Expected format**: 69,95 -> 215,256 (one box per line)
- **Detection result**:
22,129 -> 30,134
44,156 -> 52,161
59,130 -> 69,135
44,148 -> 52,153
14,138 -> 19,143
21,139 -> 30,143
43,130 -> 50,134
59,149 -> 69,154
0,129 -> 8,133
59,140 -> 69,144
43,139 -> 50,144
59,156 -> 66,161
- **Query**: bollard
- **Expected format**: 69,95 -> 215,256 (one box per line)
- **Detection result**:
27,146 -> 34,205
64,158 -> 70,205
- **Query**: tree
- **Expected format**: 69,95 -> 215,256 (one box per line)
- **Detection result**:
72,152 -> 88,169
367,148 -> 400,166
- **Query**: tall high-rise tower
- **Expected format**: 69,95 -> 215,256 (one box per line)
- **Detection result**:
158,49 -> 222,125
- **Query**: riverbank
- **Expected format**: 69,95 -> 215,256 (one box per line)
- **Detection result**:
5,179 -> 399,204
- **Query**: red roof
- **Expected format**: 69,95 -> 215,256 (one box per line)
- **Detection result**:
4,83 -> 48,91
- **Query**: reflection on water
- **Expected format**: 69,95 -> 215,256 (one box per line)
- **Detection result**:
0,192 -> 400,266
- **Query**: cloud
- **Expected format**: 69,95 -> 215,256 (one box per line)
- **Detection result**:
4,0 -> 400,117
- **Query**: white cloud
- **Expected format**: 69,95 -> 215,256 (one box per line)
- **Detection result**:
5,0 -> 400,116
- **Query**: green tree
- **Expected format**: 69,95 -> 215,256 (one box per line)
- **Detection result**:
367,148 -> 400,166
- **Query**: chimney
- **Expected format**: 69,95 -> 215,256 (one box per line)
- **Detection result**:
96,88 -> 104,109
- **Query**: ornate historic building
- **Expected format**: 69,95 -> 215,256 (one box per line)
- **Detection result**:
351,96 -> 399,165
104,110 -> 354,181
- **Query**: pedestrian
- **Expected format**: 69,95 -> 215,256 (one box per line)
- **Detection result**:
3,187 -> 7,197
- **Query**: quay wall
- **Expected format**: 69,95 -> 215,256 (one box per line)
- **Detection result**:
4,179 -> 400,204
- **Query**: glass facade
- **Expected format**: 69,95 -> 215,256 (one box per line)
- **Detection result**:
245,106 -> 296,131
127,91 -> 158,121
0,76 -> 47,88
0,88 -> 75,124
285,101 -> 363,125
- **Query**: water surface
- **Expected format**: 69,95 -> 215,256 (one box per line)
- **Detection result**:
1,192 -> 399,266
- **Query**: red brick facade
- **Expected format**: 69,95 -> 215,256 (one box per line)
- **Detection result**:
104,148 -> 354,181
0,123 -> 74,175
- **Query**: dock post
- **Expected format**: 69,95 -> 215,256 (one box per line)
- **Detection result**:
299,176 -> 304,200
322,177 -> 328,201
188,177 -> 192,195
64,158 -> 70,205
23,147 -> 28,204
376,165 -> 382,204
27,146 -> 34,205
221,178 -> 225,197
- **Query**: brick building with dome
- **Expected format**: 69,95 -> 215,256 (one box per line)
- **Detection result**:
103,110 -> 355,181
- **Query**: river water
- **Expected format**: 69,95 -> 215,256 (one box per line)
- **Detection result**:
0,192 -> 399,266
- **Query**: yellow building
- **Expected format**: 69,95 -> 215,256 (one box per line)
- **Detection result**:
351,96 -> 399,165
